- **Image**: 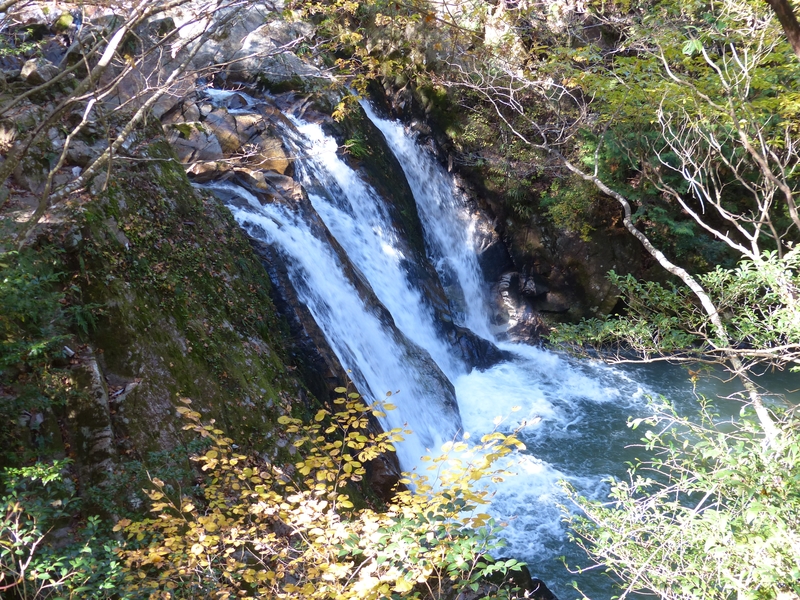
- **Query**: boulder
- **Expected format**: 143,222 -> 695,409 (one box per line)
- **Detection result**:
170,3 -> 326,89
245,134 -> 290,173
20,57 -> 59,85
187,161 -> 231,182
263,171 -> 302,201
165,122 -> 224,163
204,110 -> 241,155
66,140 -> 95,167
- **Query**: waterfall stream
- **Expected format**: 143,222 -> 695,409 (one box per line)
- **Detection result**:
201,93 -> 798,599
200,97 -> 650,598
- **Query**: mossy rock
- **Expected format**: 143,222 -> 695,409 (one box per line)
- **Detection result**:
66,124 -> 311,462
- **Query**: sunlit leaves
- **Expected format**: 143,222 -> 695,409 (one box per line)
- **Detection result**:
549,249 -> 800,369
115,395 -> 527,598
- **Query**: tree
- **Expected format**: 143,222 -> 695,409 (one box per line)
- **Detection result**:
0,0 -> 304,248
563,397 -> 800,600
412,0 -> 800,433
0,460 -> 122,599
409,0 -> 800,596
764,0 -> 800,59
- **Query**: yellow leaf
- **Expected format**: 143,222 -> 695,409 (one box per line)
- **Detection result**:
191,543 -> 204,555
314,409 -> 327,422
394,577 -> 414,593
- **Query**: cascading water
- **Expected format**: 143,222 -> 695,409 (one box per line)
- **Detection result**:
209,178 -> 461,470
279,115 -> 464,381
363,104 -> 496,340
363,107 -> 659,597
201,91 -> 680,598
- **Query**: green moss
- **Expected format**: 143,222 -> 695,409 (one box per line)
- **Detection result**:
68,126 -> 309,459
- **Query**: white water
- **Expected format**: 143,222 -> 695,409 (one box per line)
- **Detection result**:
209,181 -> 460,469
363,104 -> 496,339
204,94 -> 660,598
281,116 -> 463,380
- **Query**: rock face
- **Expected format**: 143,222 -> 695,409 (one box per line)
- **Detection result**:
72,136 -> 307,463
373,83 -> 646,327
171,2 -> 328,89
162,91 -> 294,180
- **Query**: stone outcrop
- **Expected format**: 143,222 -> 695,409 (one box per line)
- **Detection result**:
162,91 -> 294,180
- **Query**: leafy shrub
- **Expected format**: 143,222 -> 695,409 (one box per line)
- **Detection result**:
0,460 -> 122,599
563,399 -> 800,600
115,393 -> 528,599
0,250 -> 70,456
539,178 -> 598,241
548,248 -> 800,367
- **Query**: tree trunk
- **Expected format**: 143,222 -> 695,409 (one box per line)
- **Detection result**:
765,0 -> 800,60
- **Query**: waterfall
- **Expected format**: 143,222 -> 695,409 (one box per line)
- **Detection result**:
364,104 -> 497,340
280,115 -> 464,381
208,178 -> 460,470
204,92 -> 654,598
359,106 -> 660,597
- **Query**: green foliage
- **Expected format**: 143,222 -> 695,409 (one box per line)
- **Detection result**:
0,250 -> 80,458
563,399 -> 800,599
0,460 -> 122,599
0,27 -> 40,59
539,178 -> 598,240
115,394 -> 528,599
344,131 -> 371,158
548,248 -> 800,368
0,251 -> 66,370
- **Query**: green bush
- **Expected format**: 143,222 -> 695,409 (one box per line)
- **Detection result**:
0,460 -> 122,599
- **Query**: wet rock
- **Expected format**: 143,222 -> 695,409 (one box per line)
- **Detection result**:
474,219 -> 515,284
204,110 -> 241,154
263,171 -> 302,200
233,113 -> 263,139
448,325 -> 510,369
226,92 -> 250,110
245,133 -> 291,173
365,452 -> 403,502
528,578 -> 559,600
247,237 -> 349,402
187,161 -> 231,183
234,168 -> 270,192
491,271 -> 550,342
